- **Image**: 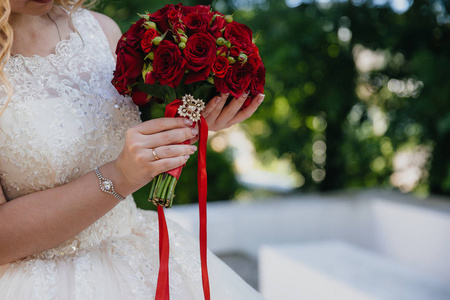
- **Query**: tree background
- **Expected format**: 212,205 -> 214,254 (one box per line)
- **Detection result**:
95,0 -> 450,207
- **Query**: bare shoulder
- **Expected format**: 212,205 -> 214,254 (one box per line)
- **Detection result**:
89,11 -> 122,55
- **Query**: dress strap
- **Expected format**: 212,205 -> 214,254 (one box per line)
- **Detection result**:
71,9 -> 113,59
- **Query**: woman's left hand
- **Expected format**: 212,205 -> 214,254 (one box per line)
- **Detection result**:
201,92 -> 265,132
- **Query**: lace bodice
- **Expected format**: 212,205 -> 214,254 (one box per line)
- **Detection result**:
0,9 -> 141,258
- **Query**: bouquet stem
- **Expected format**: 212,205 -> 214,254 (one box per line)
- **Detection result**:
149,173 -> 178,208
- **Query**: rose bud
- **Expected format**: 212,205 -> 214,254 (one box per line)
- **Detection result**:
152,36 -> 163,46
132,89 -> 151,106
145,51 -> 154,60
216,46 -> 228,57
227,56 -> 236,64
226,41 -> 232,48
207,76 -> 214,85
225,15 -> 233,23
238,53 -> 248,63
216,37 -> 226,46
144,21 -> 157,29
138,13 -> 150,21
180,35 -> 188,43
142,63 -> 154,80
144,68 -> 156,85
179,42 -> 186,50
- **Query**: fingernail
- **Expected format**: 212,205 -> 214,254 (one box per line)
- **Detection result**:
215,96 -> 221,104
224,92 -> 230,97
191,145 -> 197,152
184,119 -> 193,126
191,128 -> 199,135
258,94 -> 265,103
243,90 -> 250,98
185,155 -> 190,160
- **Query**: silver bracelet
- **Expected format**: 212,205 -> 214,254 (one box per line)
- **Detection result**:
94,167 -> 126,201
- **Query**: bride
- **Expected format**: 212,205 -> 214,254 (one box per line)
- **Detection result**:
0,0 -> 265,299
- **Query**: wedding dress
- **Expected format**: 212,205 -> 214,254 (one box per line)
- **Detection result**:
0,9 -> 264,300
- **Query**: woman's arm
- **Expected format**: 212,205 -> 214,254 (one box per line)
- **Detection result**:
0,118 -> 197,265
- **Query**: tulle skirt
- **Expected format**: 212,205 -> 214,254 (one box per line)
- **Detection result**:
0,207 -> 264,300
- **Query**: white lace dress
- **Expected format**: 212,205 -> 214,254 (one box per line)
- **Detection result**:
0,9 -> 264,300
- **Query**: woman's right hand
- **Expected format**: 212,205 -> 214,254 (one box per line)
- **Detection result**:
114,117 -> 198,193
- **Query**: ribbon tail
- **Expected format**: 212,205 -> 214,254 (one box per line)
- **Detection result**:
155,206 -> 170,300
198,116 -> 210,300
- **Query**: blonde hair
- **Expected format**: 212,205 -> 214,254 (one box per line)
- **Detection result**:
0,0 -> 97,116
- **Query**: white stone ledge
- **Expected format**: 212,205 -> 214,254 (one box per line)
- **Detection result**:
166,190 -> 450,283
259,240 -> 450,300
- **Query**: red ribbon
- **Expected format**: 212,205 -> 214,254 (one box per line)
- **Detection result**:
155,99 -> 210,300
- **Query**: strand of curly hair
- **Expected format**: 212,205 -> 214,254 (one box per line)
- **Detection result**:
0,0 -> 13,117
0,0 -> 97,117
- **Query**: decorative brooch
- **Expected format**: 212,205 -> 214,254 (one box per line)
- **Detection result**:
177,94 -> 205,122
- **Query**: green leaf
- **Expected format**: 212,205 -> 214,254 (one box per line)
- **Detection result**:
137,81 -> 177,104
193,84 -> 217,103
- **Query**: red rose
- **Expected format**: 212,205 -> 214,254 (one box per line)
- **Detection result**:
123,18 -> 146,51
246,53 -> 262,75
141,28 -> 159,53
183,12 -> 212,34
230,46 -> 241,58
150,4 -> 182,33
183,32 -> 217,84
182,5 -> 211,15
209,14 -> 226,38
114,37 -> 144,89
173,22 -> 186,34
111,75 -> 130,95
152,40 -> 187,88
214,63 -> 252,98
212,56 -> 229,78
167,8 -> 182,24
249,63 -> 265,98
224,22 -> 253,53
251,43 -> 260,56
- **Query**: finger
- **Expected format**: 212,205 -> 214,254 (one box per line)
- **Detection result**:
215,91 -> 250,125
151,155 -> 191,174
147,127 -> 199,148
189,136 -> 199,144
133,117 -> 193,135
225,93 -> 265,126
150,144 -> 197,161
202,94 -> 223,118
188,123 -> 199,144
202,93 -> 230,118
203,93 -> 227,122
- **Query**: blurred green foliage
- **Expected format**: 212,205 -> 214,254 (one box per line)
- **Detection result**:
96,0 -> 450,201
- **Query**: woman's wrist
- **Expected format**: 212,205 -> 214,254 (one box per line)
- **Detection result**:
96,161 -> 138,199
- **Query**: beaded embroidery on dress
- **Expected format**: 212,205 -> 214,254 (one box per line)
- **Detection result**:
0,9 -> 264,300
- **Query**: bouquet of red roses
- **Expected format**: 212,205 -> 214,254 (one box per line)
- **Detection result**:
113,4 -> 265,107
112,4 -> 265,208
112,4 -> 264,300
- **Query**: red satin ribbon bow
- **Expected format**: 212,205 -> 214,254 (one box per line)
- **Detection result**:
155,99 -> 210,300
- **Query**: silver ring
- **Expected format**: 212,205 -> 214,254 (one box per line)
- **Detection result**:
152,148 -> 160,160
